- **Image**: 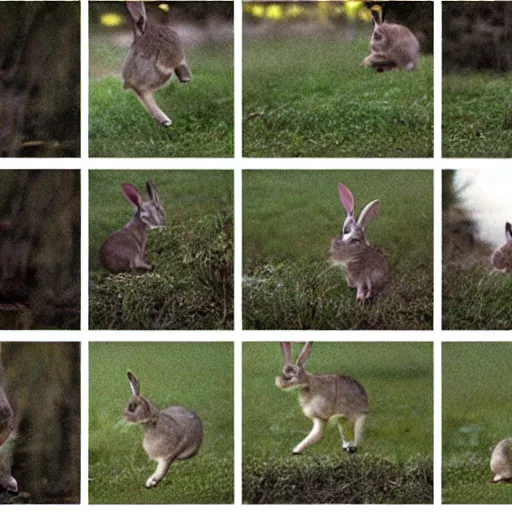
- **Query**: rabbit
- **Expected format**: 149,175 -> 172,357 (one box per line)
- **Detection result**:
122,1 -> 191,126
491,438 -> 512,482
275,342 -> 369,455
99,180 -> 166,273
124,371 -> 203,488
360,4 -> 420,72
329,183 -> 389,301
490,222 -> 512,273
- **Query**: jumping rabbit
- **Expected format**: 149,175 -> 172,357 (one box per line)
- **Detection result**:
275,342 -> 369,455
491,222 -> 512,273
123,1 -> 191,126
99,180 -> 166,273
124,371 -> 202,488
330,183 -> 389,301
361,4 -> 420,72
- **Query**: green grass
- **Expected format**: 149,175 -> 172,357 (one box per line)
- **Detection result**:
442,264 -> 512,330
89,170 -> 233,330
89,41 -> 233,157
243,170 -> 433,330
443,72 -> 512,157
443,343 -> 512,503
89,342 -> 233,504
243,342 -> 433,504
243,35 -> 433,157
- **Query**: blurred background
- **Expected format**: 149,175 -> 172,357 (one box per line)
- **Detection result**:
442,2 -> 512,157
0,171 -> 80,330
0,2 -> 80,157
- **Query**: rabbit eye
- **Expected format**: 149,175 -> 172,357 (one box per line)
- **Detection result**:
128,403 -> 137,412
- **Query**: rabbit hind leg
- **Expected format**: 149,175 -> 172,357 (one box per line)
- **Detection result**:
353,414 -> 367,448
292,417 -> 326,454
337,417 -> 358,454
133,89 -> 172,126
146,457 -> 173,488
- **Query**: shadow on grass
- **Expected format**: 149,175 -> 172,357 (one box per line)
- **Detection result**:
243,261 -> 433,330
89,209 -> 233,330
243,454 -> 433,504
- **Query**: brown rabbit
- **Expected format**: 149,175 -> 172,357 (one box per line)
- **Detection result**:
361,5 -> 420,72
122,1 -> 191,126
276,342 -> 369,455
99,180 -> 166,273
330,183 -> 389,301
491,222 -> 512,273
124,371 -> 203,488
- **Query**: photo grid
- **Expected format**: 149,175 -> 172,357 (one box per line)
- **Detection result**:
0,0 -> 511,510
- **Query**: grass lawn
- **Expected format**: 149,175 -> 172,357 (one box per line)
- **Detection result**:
89,39 -> 233,157
243,169 -> 433,330
443,72 -> 512,157
243,342 -> 433,504
243,35 -> 433,157
89,342 -> 234,504
443,343 -> 512,503
89,170 -> 233,330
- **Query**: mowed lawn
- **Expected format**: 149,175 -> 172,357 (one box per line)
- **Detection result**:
443,72 -> 512,158
89,342 -> 234,504
89,170 -> 234,330
242,169 -> 433,330
443,343 -> 512,504
89,38 -> 233,157
243,342 -> 433,504
243,35 -> 433,157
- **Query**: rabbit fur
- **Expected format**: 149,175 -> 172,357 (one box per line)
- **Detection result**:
491,438 -> 512,482
275,342 -> 369,455
361,5 -> 420,72
99,180 -> 166,273
330,183 -> 389,301
124,371 -> 202,488
123,1 -> 191,126
491,222 -> 512,273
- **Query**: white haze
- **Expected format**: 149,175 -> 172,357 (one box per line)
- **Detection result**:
454,169 -> 512,247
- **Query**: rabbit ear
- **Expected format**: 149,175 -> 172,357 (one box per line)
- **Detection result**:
146,180 -> 160,203
357,199 -> 380,230
281,342 -> 292,365
370,4 -> 383,25
126,1 -> 147,36
296,342 -> 313,366
121,184 -> 142,208
506,222 -> 512,242
339,184 -> 355,217
127,372 -> 140,396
